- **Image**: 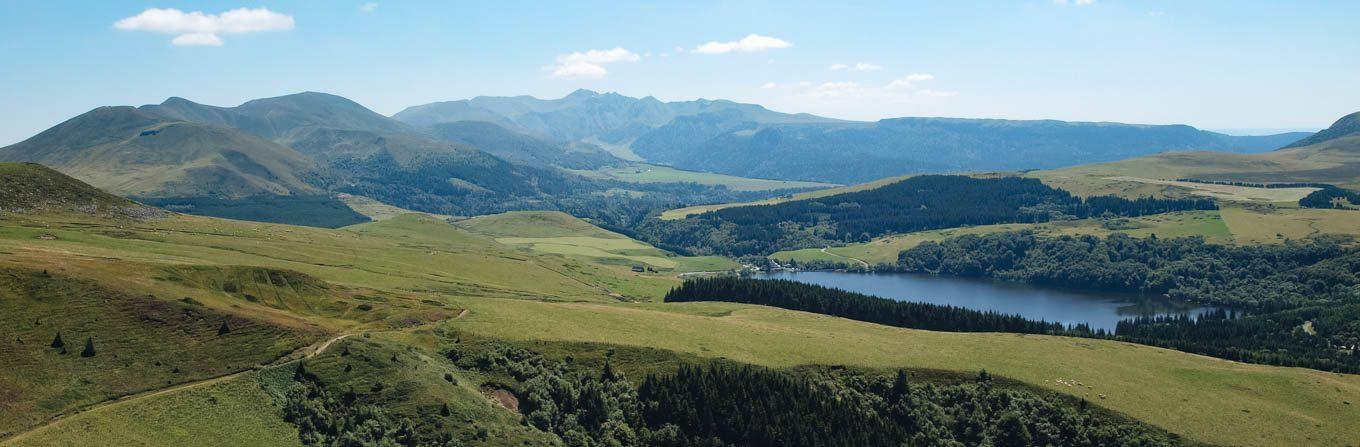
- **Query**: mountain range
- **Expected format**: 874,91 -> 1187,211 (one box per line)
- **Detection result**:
0,89 -> 1347,226
397,90 -> 1311,183
0,93 -> 609,216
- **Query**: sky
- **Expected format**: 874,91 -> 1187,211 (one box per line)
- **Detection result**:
1,0 -> 1357,145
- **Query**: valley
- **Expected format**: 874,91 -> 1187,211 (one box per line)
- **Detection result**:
2,61 -> 1359,447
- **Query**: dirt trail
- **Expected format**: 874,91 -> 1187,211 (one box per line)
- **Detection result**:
821,247 -> 870,268
0,333 -> 352,445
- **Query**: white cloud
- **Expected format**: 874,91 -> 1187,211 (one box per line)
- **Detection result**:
830,62 -> 882,71
114,7 -> 294,46
888,73 -> 935,89
549,47 -> 640,79
760,82 -> 778,89
693,34 -> 791,54
359,2 -> 379,12
171,33 -> 224,46
1053,0 -> 1095,5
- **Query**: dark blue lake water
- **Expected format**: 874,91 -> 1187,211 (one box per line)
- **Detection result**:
753,271 -> 1223,331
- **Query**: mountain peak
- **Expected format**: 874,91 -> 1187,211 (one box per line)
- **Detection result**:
564,89 -> 600,99
1284,111 -> 1360,149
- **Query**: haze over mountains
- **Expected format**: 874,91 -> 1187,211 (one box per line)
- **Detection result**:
0,89 -> 1337,222
396,90 -> 1310,183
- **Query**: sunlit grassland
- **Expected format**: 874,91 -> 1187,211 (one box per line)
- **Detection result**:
573,163 -> 836,192
5,207 -> 1360,446
458,211 -> 740,274
3,370 -> 303,447
0,212 -> 672,303
0,268 -> 323,437
444,297 -> 1360,447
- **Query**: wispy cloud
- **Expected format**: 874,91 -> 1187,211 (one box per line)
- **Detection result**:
114,7 -> 294,46
1053,0 -> 1095,5
792,73 -> 953,101
830,62 -> 882,71
359,2 -> 379,13
549,47 -> 640,79
887,73 -> 935,89
693,34 -> 791,54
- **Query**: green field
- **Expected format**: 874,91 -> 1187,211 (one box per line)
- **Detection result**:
339,194 -> 455,221
573,164 -> 836,192
3,187 -> 1360,445
457,211 -> 740,274
5,370 -> 303,447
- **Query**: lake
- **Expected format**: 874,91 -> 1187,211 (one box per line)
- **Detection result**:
753,271 -> 1223,331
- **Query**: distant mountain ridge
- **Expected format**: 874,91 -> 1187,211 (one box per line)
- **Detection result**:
634,117 -> 1309,183
396,90 -> 1310,184
394,89 -> 843,149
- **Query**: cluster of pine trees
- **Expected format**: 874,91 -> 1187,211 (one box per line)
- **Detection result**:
1299,185 -> 1360,209
452,344 -> 1177,447
664,277 -> 1074,334
634,175 -> 1215,256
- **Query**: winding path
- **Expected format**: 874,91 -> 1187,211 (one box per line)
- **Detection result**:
821,247 -> 870,268
0,333 -> 352,445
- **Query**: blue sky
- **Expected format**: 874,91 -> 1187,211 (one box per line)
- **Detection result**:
1,0 -> 1357,145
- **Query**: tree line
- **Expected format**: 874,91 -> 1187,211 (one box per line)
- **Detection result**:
664,277 -> 1078,334
633,175 -> 1215,256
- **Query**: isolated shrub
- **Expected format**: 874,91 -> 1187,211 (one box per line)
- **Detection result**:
50,332 -> 63,349
80,337 -> 96,357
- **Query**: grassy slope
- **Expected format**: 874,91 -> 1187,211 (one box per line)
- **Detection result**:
1029,136 -> 1360,197
339,194 -> 456,221
573,163 -> 836,192
457,211 -> 739,274
446,298 -> 1360,447
0,163 -> 138,211
3,207 -> 1360,445
4,370 -> 303,447
0,268 -> 324,436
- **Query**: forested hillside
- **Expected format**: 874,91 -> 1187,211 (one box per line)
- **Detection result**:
895,232 -> 1360,372
636,175 -> 1214,256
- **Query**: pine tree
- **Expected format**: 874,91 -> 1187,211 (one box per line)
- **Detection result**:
890,369 -> 910,400
80,337 -> 96,357
440,402 -> 451,416
217,320 -> 231,335
50,332 -> 64,349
